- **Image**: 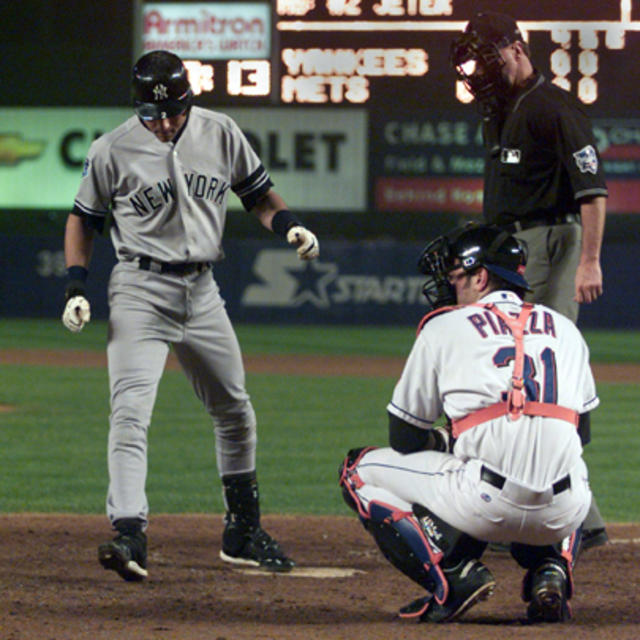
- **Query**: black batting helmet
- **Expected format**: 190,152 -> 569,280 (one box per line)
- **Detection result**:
418,223 -> 531,310
132,50 -> 193,120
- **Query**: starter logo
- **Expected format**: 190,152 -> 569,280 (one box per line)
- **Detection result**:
241,249 -> 427,308
242,250 -> 337,308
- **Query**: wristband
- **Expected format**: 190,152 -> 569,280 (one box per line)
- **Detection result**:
271,209 -> 301,238
67,265 -> 88,283
65,266 -> 89,301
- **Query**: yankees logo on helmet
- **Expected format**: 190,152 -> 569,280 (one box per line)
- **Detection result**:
153,84 -> 169,101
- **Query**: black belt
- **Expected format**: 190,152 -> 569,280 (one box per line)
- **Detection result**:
480,465 -> 571,495
138,257 -> 210,276
501,213 -> 580,233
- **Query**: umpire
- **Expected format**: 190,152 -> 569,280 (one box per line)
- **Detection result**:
451,11 -> 608,549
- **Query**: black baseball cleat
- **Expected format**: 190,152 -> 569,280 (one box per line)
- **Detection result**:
525,562 -> 571,623
220,523 -> 295,572
98,526 -> 148,582
399,559 -> 495,623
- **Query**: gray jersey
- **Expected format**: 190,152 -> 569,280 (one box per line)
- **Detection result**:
73,106 -> 272,263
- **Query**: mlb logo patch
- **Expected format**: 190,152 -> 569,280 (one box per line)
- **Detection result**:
82,157 -> 91,178
500,148 -> 521,164
573,145 -> 598,174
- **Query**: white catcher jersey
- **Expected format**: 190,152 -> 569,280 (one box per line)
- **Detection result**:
73,106 -> 271,263
388,290 -> 599,487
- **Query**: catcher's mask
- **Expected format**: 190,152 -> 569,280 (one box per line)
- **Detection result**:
418,223 -> 531,310
132,50 -> 193,121
450,11 -> 523,113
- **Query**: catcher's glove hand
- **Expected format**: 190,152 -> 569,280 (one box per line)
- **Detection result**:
286,225 -> 319,260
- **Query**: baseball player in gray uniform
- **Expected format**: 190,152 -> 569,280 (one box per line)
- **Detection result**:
61,50 -> 319,581
339,225 -> 595,623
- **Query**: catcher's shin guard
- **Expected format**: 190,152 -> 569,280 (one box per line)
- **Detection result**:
412,503 -> 487,568
338,449 -> 448,601
367,501 -> 449,604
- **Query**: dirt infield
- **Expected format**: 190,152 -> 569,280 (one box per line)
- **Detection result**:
1,348 -> 639,382
1,515 -> 639,639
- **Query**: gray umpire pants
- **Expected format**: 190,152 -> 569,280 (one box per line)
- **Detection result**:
105,261 -> 257,526
514,222 -> 581,323
514,221 -> 605,534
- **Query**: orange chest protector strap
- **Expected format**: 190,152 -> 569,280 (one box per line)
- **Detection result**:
450,302 -> 578,438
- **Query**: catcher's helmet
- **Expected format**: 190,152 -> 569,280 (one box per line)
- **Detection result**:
418,223 -> 531,310
450,12 -> 524,108
132,50 -> 193,120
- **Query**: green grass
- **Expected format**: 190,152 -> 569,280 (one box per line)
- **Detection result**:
0,364 -> 391,515
0,319 -> 638,520
0,318 -> 418,355
1,318 -> 639,361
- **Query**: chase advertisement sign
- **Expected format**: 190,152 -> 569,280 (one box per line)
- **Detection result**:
370,110 -> 640,214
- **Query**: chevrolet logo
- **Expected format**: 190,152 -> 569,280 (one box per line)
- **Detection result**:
0,133 -> 46,166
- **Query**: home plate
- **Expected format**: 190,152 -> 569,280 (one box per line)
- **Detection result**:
234,566 -> 366,578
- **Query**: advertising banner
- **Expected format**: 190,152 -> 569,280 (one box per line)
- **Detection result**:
1,235 -> 635,328
0,107 -> 367,211
370,110 -> 640,214
141,2 -> 271,59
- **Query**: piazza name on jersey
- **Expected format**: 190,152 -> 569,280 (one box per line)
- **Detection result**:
467,309 -> 556,339
129,173 -> 229,215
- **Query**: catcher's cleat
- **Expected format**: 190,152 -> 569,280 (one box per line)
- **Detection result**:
399,559 -> 495,623
525,562 -> 571,623
98,519 -> 148,582
220,522 -> 295,572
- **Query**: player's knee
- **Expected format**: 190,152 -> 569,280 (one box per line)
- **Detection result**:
211,400 -> 256,431
108,418 -> 148,452
338,447 -> 377,516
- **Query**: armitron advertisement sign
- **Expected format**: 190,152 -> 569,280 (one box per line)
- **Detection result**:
142,2 -> 271,59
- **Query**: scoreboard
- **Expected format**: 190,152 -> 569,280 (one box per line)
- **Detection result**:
134,1 -> 640,215
137,0 -> 640,114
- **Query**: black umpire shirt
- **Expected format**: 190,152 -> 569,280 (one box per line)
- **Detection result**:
482,71 -> 608,226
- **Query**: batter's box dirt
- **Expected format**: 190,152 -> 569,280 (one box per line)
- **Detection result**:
1,514 -> 639,640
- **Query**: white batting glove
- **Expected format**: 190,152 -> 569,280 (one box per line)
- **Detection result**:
286,225 -> 319,260
62,296 -> 91,333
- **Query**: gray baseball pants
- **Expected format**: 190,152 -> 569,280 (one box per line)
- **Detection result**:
105,261 -> 257,526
